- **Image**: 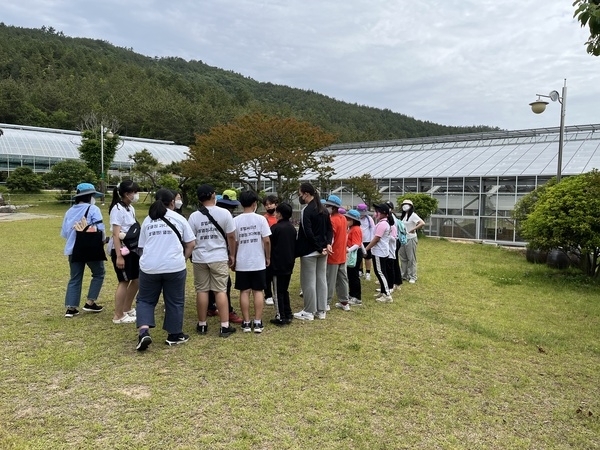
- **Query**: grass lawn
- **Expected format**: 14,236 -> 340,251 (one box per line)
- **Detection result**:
0,201 -> 599,449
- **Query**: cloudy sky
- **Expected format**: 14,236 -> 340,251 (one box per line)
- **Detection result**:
4,0 -> 599,131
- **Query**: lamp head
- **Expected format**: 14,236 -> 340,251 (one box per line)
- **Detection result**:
105,130 -> 114,139
529,99 -> 548,114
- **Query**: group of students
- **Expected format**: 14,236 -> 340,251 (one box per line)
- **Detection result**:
61,180 -> 424,352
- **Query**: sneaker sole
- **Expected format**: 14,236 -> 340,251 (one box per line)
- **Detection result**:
136,335 -> 152,351
82,307 -> 103,313
254,328 -> 264,334
242,328 -> 252,333
165,338 -> 189,346
294,315 -> 314,321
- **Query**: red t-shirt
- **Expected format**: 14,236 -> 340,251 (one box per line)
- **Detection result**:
328,213 -> 348,265
347,224 -> 362,249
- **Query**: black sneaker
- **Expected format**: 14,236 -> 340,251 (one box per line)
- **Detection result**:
65,308 -> 79,318
136,331 -> 152,351
165,333 -> 190,346
253,321 -> 264,333
270,318 -> 287,326
220,325 -> 237,338
241,321 -> 252,333
196,323 -> 208,335
82,303 -> 104,313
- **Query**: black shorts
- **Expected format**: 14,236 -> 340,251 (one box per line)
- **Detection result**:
362,243 -> 373,260
234,269 -> 267,291
110,249 -> 140,282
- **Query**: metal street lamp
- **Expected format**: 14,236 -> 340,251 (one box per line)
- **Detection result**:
100,125 -> 114,204
529,79 -> 567,182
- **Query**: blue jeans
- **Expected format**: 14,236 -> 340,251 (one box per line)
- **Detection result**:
136,269 -> 187,334
65,257 -> 106,308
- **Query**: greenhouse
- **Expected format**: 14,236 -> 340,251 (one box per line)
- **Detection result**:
307,124 -> 600,244
2,122 -> 600,244
0,123 -> 189,174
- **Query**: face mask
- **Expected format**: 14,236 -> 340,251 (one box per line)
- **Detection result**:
266,208 -> 276,215
298,195 -> 306,205
175,200 -> 183,209
90,197 -> 96,206
402,205 -> 410,212
130,193 -> 140,203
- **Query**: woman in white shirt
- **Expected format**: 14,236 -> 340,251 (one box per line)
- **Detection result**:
135,189 -> 195,351
399,199 -> 426,283
364,203 -> 394,303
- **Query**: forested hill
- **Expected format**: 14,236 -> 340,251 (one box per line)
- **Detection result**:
0,24 -> 498,145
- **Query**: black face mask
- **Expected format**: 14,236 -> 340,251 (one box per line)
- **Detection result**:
298,195 -> 306,205
266,208 -> 276,215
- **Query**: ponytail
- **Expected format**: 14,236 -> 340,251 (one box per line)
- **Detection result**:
149,188 -> 174,220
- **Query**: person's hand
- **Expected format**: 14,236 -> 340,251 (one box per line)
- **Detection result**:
326,244 -> 333,256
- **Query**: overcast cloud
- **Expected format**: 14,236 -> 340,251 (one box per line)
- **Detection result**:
4,0 -> 599,132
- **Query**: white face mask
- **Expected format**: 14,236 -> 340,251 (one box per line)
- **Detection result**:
131,193 -> 140,203
175,200 -> 183,209
402,205 -> 410,212
90,197 -> 96,206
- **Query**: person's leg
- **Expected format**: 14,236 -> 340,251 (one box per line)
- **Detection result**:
335,263 -> 349,303
114,281 -> 131,320
123,279 -> 139,313
363,243 -> 372,278
136,270 -> 161,330
386,259 -> 395,291
196,291 -> 208,322
373,256 -> 390,296
277,273 -> 293,320
348,252 -> 362,300
315,254 -> 328,313
393,245 -> 402,286
399,244 -> 409,281
300,256 -> 317,314
85,260 -> 106,304
264,265 -> 273,300
162,269 -> 186,334
123,252 -> 140,313
406,238 -> 418,281
65,257 -> 85,309
253,289 -> 264,321
326,263 -> 338,307
239,289 -> 251,322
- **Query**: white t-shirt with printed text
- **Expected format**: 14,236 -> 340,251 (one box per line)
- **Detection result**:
233,212 -> 272,272
138,209 -> 195,274
188,206 -> 235,264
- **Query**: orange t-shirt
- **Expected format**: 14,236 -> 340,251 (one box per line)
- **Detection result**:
328,213 -> 348,265
264,213 -> 278,227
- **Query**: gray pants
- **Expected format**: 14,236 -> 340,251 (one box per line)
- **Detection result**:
300,254 -> 328,314
399,237 -> 418,281
326,262 -> 349,305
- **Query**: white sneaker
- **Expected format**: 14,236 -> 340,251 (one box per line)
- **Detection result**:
365,273 -> 371,281
112,314 -> 136,324
335,302 -> 350,311
393,284 -> 402,290
409,279 -> 416,284
326,304 -> 331,311
126,308 -> 136,317
376,295 -> 393,303
315,311 -> 326,320
265,297 -> 274,306
348,297 -> 363,306
293,310 -> 314,321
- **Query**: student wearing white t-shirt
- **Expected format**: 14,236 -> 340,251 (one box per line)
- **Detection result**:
399,199 -> 426,284
188,185 -> 238,338
233,190 -> 271,333
108,180 -> 140,324
364,203 -> 394,303
135,189 -> 196,351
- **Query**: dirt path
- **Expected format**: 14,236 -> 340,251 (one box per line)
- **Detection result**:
0,212 -> 57,222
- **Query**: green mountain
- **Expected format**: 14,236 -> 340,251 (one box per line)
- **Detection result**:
0,24 -> 498,145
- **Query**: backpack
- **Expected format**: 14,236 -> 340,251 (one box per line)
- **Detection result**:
395,218 -> 407,246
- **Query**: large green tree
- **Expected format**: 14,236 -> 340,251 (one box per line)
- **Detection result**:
519,170 -> 600,276
342,174 -> 383,207
184,113 -> 336,202
574,0 -> 600,55
78,126 -> 121,183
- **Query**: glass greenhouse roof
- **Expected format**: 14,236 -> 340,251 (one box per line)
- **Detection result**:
0,124 -> 189,165
318,124 -> 600,179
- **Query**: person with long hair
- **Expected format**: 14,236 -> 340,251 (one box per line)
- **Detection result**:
294,182 -> 333,321
399,199 -> 426,283
135,189 -> 195,351
364,203 -> 394,303
108,180 -> 140,324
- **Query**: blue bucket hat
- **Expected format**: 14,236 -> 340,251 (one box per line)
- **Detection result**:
73,183 -> 102,199
324,194 -> 342,207
344,209 -> 361,221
